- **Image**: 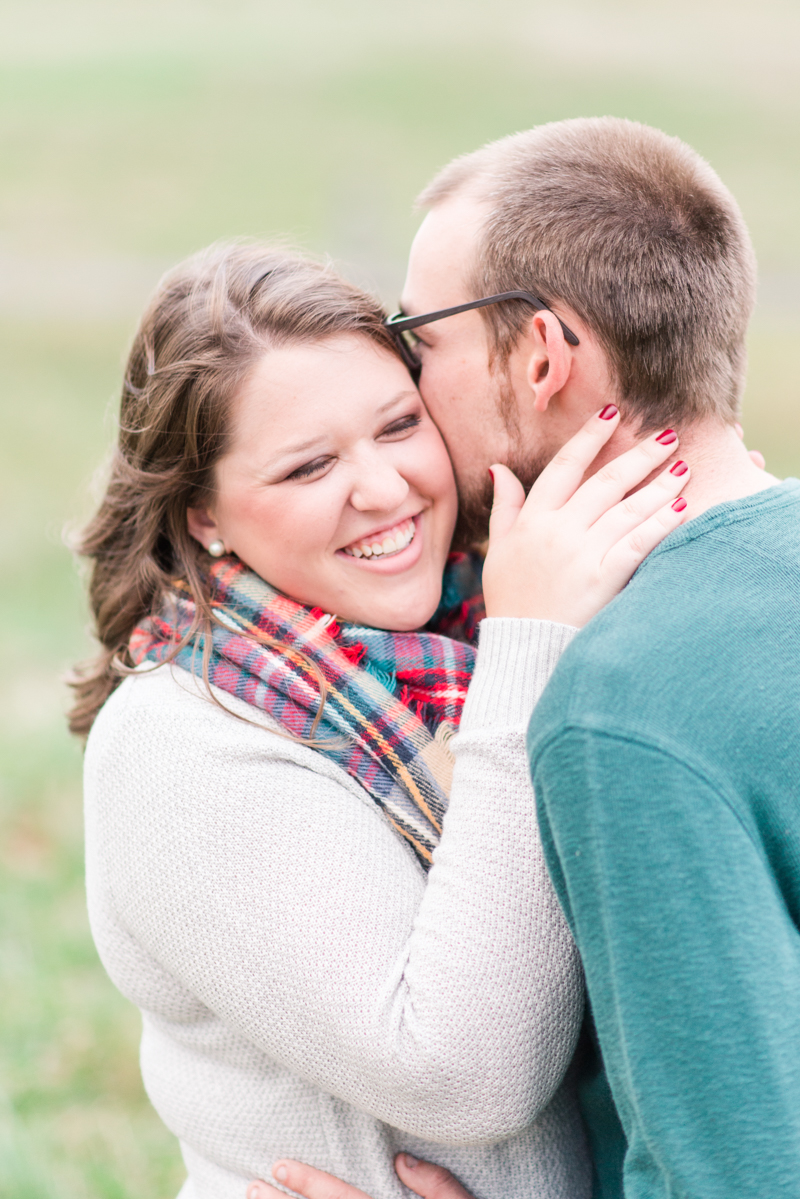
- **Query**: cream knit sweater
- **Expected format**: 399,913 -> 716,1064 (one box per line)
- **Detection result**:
84,618 -> 590,1199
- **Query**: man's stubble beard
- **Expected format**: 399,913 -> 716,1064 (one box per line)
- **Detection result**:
451,369 -> 552,549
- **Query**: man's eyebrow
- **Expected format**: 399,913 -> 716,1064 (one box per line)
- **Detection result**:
397,299 -> 437,333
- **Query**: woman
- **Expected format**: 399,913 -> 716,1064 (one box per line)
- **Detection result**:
74,242 -> 689,1199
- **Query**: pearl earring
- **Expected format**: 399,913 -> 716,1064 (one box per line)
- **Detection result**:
208,539 -> 226,558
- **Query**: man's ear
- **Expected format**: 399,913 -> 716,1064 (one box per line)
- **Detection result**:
186,505 -> 222,551
525,311 -> 575,413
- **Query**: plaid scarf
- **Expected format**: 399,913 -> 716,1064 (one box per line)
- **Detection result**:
129,554 -> 484,867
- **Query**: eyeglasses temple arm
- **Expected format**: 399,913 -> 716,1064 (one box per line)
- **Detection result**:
386,290 -> 579,346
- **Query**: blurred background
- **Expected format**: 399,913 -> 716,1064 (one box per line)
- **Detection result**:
1,1 -> 798,1195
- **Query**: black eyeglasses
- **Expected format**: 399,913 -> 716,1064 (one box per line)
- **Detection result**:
384,290 -> 580,382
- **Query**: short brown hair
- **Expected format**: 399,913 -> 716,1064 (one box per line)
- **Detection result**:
69,241 -> 400,737
418,117 -> 756,430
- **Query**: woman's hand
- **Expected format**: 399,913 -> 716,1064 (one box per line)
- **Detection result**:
246,1154 -> 474,1199
482,406 -> 690,627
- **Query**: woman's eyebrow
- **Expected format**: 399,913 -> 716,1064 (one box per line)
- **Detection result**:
261,437 -> 326,473
274,435 -> 324,458
375,389 -> 419,415
262,390 -> 420,471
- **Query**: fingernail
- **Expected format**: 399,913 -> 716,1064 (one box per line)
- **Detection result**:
248,1188 -> 262,1199
488,467 -> 494,482
669,460 -> 688,476
656,429 -> 677,445
403,1155 -> 419,1169
274,1165 -> 288,1183
598,404 -> 618,420
672,497 -> 687,512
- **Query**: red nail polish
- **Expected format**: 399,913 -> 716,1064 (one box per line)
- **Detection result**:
488,467 -> 495,482
656,429 -> 678,445
672,497 -> 687,512
669,460 -> 688,476
598,404 -> 618,420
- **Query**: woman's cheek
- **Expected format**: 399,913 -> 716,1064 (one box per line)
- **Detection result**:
286,479 -> 354,564
408,429 -> 454,494
423,436 -> 459,516
239,491 -> 317,569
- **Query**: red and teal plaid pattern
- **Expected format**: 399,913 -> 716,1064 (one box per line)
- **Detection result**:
129,554 -> 484,867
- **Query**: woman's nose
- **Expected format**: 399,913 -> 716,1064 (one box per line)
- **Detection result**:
349,453 -> 410,513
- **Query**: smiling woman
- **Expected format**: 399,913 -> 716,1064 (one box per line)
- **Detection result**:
71,239 -> 688,1199
185,335 -> 457,632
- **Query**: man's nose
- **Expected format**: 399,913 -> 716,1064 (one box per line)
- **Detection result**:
349,452 -> 410,513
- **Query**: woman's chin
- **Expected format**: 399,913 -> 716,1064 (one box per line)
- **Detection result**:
335,582 -> 442,632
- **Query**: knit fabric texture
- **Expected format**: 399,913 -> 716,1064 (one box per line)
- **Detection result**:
529,480 -> 800,1199
84,617 -> 590,1199
129,554 -> 483,867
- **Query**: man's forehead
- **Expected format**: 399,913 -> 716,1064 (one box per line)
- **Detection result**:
401,195 -> 486,314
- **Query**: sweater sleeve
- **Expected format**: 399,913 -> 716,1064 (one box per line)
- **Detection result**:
87,618 -> 582,1145
531,727 -> 800,1198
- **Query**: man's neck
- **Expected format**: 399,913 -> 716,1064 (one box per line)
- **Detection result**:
675,421 -> 780,517
606,418 -> 780,520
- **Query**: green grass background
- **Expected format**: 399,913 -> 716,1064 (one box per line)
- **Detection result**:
1,1 -> 798,1195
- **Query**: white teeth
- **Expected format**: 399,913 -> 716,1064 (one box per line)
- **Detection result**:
343,518 -> 415,559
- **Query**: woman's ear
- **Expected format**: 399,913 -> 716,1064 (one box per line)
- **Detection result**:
525,311 -> 574,413
186,505 -> 222,551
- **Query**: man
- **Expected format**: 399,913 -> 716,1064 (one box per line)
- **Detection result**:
250,117 -> 799,1198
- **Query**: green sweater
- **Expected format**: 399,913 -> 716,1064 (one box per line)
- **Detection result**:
528,479 -> 800,1199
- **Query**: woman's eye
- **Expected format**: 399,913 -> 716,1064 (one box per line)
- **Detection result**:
285,457 -> 332,481
381,414 -> 422,438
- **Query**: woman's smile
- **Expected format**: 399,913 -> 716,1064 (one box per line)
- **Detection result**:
339,513 -> 422,570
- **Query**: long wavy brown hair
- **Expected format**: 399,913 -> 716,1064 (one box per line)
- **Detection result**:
69,241 -> 402,738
